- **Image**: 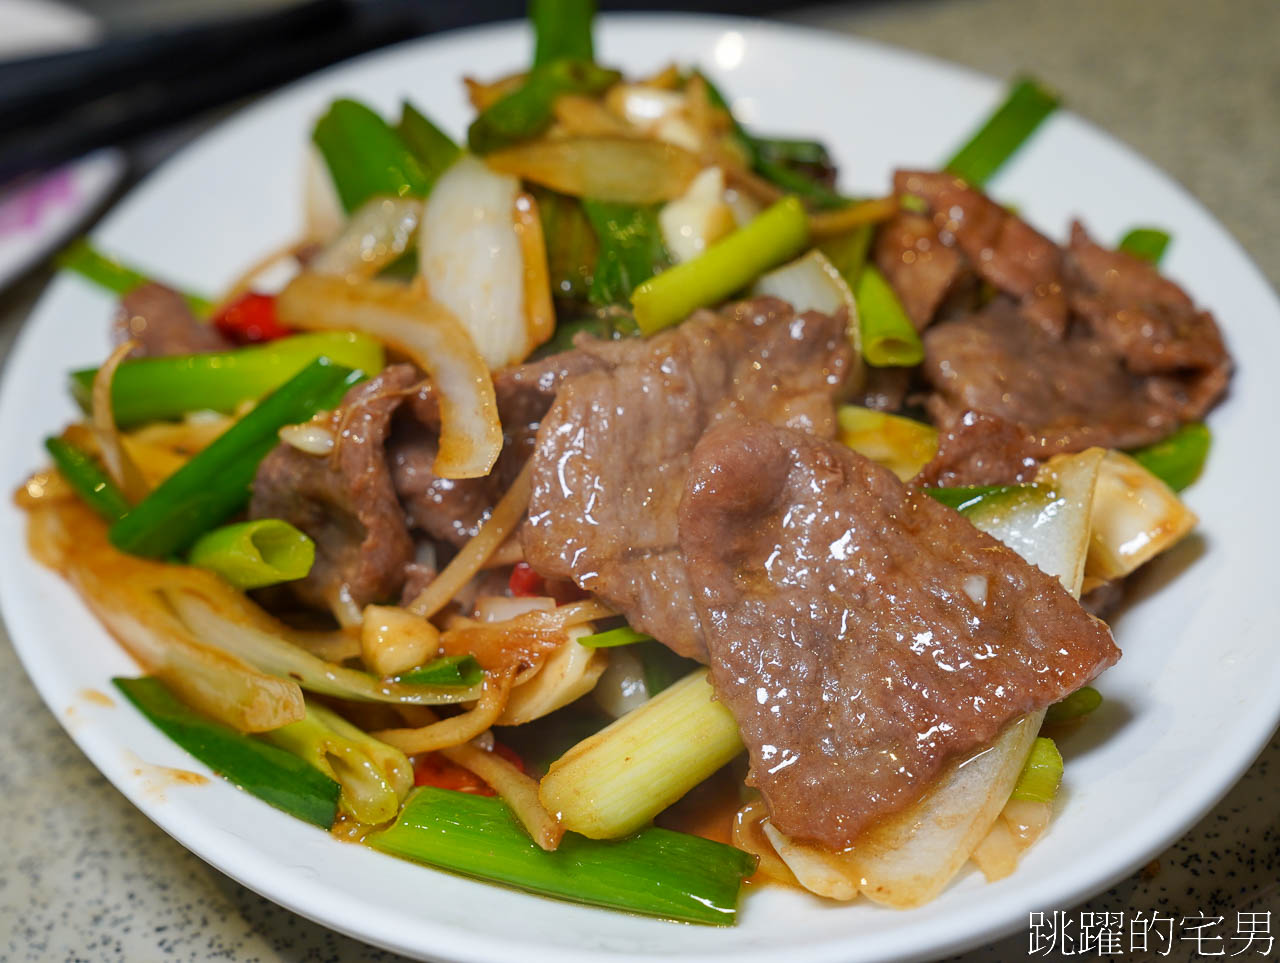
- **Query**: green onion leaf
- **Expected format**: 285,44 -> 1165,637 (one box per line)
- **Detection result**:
533,187 -> 598,300
924,484 -> 1026,514
58,239 -> 213,315
313,99 -> 432,212
468,59 -> 621,155
631,196 -> 809,335
70,331 -> 384,429
944,77 -> 1060,186
854,265 -> 925,367
530,0 -> 596,67
187,519 -> 315,590
1045,686 -> 1103,725
396,102 -> 461,189
697,71 -> 849,209
1010,736 -> 1063,804
1117,227 -> 1171,265
367,787 -> 755,925
109,358 -> 364,558
581,200 -> 669,307
44,437 -> 131,521
394,654 -> 484,688
818,223 -> 874,285
578,625 -> 654,649
1127,422 -> 1211,492
114,676 -> 339,829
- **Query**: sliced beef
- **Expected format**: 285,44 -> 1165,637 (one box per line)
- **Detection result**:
915,409 -> 1040,488
521,298 -> 853,660
1066,222 -> 1231,378
896,170 -> 1067,337
391,350 -> 601,546
924,299 -> 1196,455
680,421 -> 1120,848
853,365 -> 913,413
388,423 -> 494,545
113,282 -> 232,358
250,365 -> 417,612
873,211 -> 968,331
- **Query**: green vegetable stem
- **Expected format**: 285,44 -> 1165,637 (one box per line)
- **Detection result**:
186,519 -> 316,590
367,787 -> 756,925
70,331 -> 384,428
44,437 -> 131,521
630,196 -> 809,335
109,358 -> 364,558
114,676 -> 340,829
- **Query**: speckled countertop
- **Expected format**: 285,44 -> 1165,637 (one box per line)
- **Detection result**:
1,0 -> 1277,960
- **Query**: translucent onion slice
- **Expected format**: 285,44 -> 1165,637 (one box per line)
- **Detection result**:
1086,449 -> 1198,581
418,156 -> 533,369
165,585 -> 481,705
276,272 -> 501,479
91,340 -> 150,503
484,136 -> 702,204
310,196 -> 423,282
658,167 -> 736,264
441,738 -> 565,851
26,500 -> 303,732
373,668 -> 516,753
498,625 -> 607,725
407,460 -> 532,617
512,192 -> 555,348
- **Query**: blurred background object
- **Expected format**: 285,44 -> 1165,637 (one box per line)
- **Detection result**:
0,0 -> 123,291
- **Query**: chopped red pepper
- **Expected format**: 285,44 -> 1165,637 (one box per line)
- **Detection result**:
212,292 -> 292,344
413,753 -> 493,795
508,561 -> 588,604
508,562 -> 545,597
412,741 -> 527,795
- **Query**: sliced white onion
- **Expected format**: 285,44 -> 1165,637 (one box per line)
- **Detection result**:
278,420 -> 336,456
1087,449 -> 1197,581
475,595 -> 555,623
418,155 -> 530,369
276,272 -> 502,479
761,820 -> 859,900
311,196 -> 423,282
658,167 -> 736,264
498,625 -> 607,726
753,247 -> 856,319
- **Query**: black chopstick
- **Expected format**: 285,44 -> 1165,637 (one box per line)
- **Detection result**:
0,0 -> 430,184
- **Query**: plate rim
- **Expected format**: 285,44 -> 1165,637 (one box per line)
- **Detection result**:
1,12 -> 1278,963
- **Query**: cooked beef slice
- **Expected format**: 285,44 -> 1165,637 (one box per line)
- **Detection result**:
250,365 -> 417,611
896,170 -> 1068,337
680,420 -> 1119,848
853,365 -> 914,413
873,211 -> 968,331
113,282 -> 232,358
915,409 -> 1040,488
1065,222 -> 1231,377
521,297 -> 853,660
391,349 -> 602,545
252,349 -> 599,610
924,299 -> 1201,455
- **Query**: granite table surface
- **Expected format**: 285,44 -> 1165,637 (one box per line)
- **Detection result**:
0,0 -> 1276,960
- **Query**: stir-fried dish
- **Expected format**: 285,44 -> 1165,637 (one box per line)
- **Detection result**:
17,0 -> 1232,925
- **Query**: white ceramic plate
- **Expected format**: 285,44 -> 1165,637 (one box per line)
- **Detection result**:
1,15 -> 1278,963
